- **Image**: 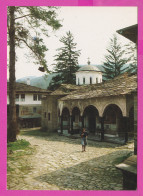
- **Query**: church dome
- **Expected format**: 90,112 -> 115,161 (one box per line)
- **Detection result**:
78,58 -> 100,72
78,64 -> 100,72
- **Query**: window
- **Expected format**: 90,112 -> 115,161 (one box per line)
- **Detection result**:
33,94 -> 37,101
78,78 -> 80,85
44,112 -> 47,118
16,94 -> 19,102
33,94 -> 41,101
33,107 -> 37,113
21,94 -> 25,102
90,77 -> 92,84
83,77 -> 85,84
96,78 -> 98,83
38,94 -> 41,101
48,113 -> 50,121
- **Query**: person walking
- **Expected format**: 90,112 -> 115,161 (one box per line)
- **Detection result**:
81,128 -> 88,152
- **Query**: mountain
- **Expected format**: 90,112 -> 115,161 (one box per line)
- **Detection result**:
16,64 -> 129,89
16,73 -> 57,89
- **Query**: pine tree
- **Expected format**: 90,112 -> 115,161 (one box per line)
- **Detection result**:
7,6 -> 62,142
103,34 -> 131,80
48,31 -> 81,90
125,42 -> 137,74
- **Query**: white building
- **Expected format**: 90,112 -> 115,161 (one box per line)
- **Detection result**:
76,60 -> 103,85
7,82 -> 50,128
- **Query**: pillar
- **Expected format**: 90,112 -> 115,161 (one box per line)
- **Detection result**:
100,117 -> 104,141
123,117 -> 129,143
69,115 -> 73,134
81,115 -> 84,128
60,115 -> 63,134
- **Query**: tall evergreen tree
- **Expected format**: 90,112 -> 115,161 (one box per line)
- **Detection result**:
7,6 -> 62,142
125,42 -> 137,74
48,31 -> 81,90
103,34 -> 131,79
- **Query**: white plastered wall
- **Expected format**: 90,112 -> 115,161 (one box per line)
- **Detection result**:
7,93 -> 41,105
76,71 -> 102,85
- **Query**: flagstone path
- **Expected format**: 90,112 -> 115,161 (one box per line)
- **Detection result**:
7,131 -> 134,190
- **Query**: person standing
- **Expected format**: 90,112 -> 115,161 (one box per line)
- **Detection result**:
81,128 -> 88,152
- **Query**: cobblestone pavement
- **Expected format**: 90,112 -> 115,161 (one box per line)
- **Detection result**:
7,131 -> 134,190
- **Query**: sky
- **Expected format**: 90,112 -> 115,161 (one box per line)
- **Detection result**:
8,6 -> 137,79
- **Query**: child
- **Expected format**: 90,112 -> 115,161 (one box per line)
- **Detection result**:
81,128 -> 88,152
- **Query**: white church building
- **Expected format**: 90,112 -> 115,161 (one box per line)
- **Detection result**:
76,59 -> 103,85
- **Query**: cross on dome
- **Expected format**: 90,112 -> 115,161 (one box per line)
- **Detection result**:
87,57 -> 91,65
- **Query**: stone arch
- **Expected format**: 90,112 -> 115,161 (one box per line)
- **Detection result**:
61,107 -> 70,131
62,107 -> 70,116
102,104 -> 123,137
127,104 -> 134,117
71,107 -> 81,133
71,105 -> 81,115
81,104 -> 100,116
72,106 -> 81,115
100,102 -> 125,117
83,105 -> 100,133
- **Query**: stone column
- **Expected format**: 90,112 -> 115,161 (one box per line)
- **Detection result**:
60,115 -> 63,134
81,115 -> 84,128
100,117 -> 104,141
134,93 -> 137,155
69,115 -> 73,134
123,117 -> 129,143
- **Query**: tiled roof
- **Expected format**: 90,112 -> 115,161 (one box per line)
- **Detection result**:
60,73 -> 137,101
50,84 -> 80,95
7,82 -> 51,94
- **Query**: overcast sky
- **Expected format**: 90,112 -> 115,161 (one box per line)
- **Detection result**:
10,6 -> 137,79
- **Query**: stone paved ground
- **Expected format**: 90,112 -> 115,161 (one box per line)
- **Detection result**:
7,129 -> 134,190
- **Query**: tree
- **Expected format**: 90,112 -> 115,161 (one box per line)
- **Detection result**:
103,34 -> 131,80
48,31 -> 81,90
125,42 -> 137,74
7,6 -> 62,142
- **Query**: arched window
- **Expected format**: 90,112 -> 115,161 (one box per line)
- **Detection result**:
96,78 -> 98,83
83,77 -> 85,84
78,78 -> 80,85
90,77 -> 92,84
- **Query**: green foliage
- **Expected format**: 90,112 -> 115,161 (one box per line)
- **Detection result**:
7,6 -> 62,71
103,34 -> 131,79
125,42 -> 137,74
7,139 -> 30,153
7,139 -> 34,175
48,31 -> 81,90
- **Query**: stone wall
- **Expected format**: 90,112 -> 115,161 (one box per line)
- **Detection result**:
58,95 -> 127,117
19,104 -> 42,117
42,95 -> 63,132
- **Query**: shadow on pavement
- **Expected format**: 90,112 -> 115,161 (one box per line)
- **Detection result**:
34,149 -> 133,190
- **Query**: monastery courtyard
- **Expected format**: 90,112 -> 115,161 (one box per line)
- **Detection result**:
7,128 -> 134,190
